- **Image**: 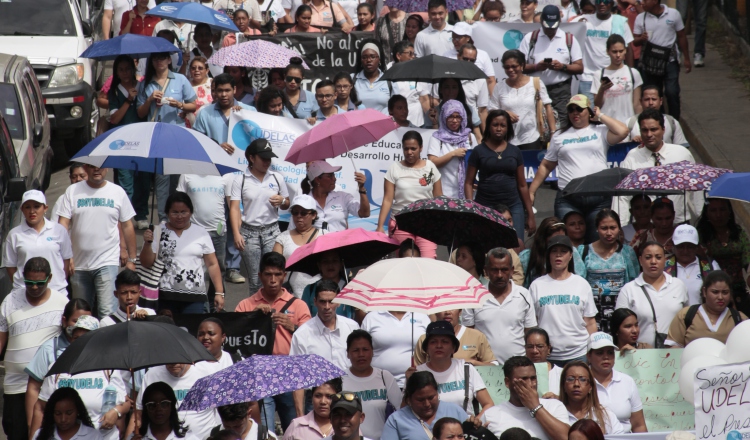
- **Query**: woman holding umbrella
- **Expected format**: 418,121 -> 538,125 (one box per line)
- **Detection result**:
300,160 -> 369,232
377,130 -> 443,258
33,388 -> 98,440
427,100 -> 478,200
134,382 -> 188,440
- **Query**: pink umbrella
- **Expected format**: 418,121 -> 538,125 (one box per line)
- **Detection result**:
284,109 -> 399,165
286,228 -> 400,275
207,40 -> 310,68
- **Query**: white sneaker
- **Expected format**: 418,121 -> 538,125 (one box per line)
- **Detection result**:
225,269 -> 246,284
135,220 -> 149,230
694,53 -> 705,67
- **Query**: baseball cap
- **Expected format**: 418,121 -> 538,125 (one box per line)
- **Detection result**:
588,332 -> 618,352
567,94 -> 593,112
546,235 -> 573,251
541,5 -> 561,29
673,224 -> 699,246
22,190 -> 46,206
73,315 -> 100,332
330,392 -> 363,414
463,422 -> 499,440
422,320 -> 459,353
307,160 -> 342,181
290,194 -> 316,211
452,21 -> 473,38
246,139 -> 277,159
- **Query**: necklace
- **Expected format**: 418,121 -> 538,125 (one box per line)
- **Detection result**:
490,142 -> 506,160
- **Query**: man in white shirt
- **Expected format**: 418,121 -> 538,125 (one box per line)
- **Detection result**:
102,0 -> 157,39
457,45 -> 490,130
100,269 -> 156,326
441,22 -> 496,93
482,356 -> 570,440
520,5 -> 584,123
414,0 -> 454,57
613,108 -> 700,225
153,20 -> 196,53
462,248 -> 536,364
57,165 -> 137,318
626,85 -> 688,146
578,0 -> 635,100
666,225 -> 720,305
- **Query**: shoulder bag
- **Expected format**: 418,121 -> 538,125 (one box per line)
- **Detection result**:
136,224 -> 165,310
639,14 -> 673,77
533,77 -> 550,144
639,285 -> 667,348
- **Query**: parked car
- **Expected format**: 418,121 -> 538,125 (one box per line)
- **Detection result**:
0,54 -> 53,191
0,0 -> 99,158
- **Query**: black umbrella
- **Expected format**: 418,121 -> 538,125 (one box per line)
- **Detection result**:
381,54 -> 488,83
561,168 -> 683,198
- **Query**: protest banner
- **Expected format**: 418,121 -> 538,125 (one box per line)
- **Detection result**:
694,362 -> 750,440
475,363 -> 550,404
614,349 -> 695,432
172,312 -> 275,358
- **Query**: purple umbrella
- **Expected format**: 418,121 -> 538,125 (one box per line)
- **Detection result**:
179,354 -> 345,411
385,0 -> 473,12
207,40 -> 310,68
614,160 -> 733,191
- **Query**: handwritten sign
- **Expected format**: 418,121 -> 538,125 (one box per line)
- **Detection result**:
694,362 -> 750,440
476,363 -> 550,404
614,349 -> 695,432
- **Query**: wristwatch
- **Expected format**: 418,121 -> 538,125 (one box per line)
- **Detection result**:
562,65 -> 568,72
358,188 -> 367,194
127,258 -> 137,264
530,404 -> 544,418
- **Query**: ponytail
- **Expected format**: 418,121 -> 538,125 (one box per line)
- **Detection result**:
301,177 -> 312,194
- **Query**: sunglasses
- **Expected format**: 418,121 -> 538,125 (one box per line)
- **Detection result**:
291,209 -> 313,216
286,76 -> 302,84
24,276 -> 49,287
333,392 -> 358,402
144,400 -> 172,411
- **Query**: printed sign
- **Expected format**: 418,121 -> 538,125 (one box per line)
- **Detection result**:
173,311 -> 275,357
694,362 -> 750,440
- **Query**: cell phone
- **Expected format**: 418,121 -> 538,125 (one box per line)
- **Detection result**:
602,76 -> 612,83
543,58 -> 553,63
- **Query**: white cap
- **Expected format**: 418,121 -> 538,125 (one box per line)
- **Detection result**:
452,21 -> 473,38
673,224 -> 699,246
290,194 -> 316,211
21,190 -> 46,206
587,332 -> 618,352
307,160 -> 342,181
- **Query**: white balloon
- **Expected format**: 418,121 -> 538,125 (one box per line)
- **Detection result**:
679,355 -> 725,404
724,320 -> 750,363
680,338 -> 726,368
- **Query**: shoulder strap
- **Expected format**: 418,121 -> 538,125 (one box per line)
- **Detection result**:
381,369 -> 387,387
565,32 -> 574,53
582,244 -> 590,261
284,98 -> 300,119
108,313 -> 125,324
628,66 -> 634,84
241,173 -> 246,196
684,304 -> 700,330
306,228 -> 319,244
529,30 -> 540,59
639,285 -> 658,329
387,80 -> 393,95
627,115 -> 638,131
666,114 -> 677,134
463,362 -> 470,412
730,308 -> 743,325
279,297 -> 297,314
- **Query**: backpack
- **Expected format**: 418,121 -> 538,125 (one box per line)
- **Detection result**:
684,304 -> 743,329
528,30 -> 575,64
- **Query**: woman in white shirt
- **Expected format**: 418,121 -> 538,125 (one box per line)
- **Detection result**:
300,160 -> 369,232
489,50 -> 555,150
427,100 -> 478,200
592,35 -> 643,124
412,321 -> 494,415
528,94 -> 629,243
524,328 -> 563,398
559,360 -> 624,434
133,382 -> 188,440
33,388 -> 103,440
272,195 -> 324,296
529,235 -> 598,366
377,130 -> 443,259
197,318 -> 234,373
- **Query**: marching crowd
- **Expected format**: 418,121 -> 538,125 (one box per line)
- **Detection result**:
0,0 -> 747,440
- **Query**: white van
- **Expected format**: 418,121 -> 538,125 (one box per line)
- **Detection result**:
0,0 -> 99,157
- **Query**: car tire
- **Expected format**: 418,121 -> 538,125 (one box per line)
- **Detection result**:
64,101 -> 99,158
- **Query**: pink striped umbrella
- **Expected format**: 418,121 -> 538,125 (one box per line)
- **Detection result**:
334,258 -> 491,314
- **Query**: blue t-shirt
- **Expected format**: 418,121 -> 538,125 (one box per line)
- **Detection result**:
382,402 -> 468,440
354,70 -> 392,112
286,89 -> 319,119
136,71 -> 197,126
468,142 -> 524,207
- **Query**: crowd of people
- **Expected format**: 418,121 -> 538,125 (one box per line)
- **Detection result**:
0,0 -> 745,440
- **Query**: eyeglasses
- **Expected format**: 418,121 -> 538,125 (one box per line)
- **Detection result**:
291,209 -> 312,216
447,114 -> 463,121
595,0 -> 612,4
190,66 -> 206,71
485,15 -> 502,22
398,50 -> 415,57
24,276 -> 49,287
335,84 -> 351,90
361,54 -> 379,61
144,400 -> 172,411
524,344 -> 548,350
316,94 -> 335,100
286,76 -> 302,84
565,376 -> 590,384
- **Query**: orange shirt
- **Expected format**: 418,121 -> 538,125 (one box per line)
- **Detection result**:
235,288 -> 311,355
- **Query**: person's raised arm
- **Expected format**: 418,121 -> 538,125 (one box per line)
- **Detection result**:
377,180 -> 396,234
513,378 -> 569,440
355,172 -> 370,218
139,228 -> 156,269
595,107 -> 629,145
528,159 -> 557,205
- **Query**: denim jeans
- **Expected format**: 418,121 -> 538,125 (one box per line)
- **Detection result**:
507,199 -> 526,241
206,230 -> 226,310
554,190 -> 612,243
676,0 -> 708,56
225,203 -> 242,271
577,80 -> 594,103
159,299 -> 207,314
261,392 -> 296,433
240,223 -> 280,294
70,265 -> 119,318
640,61 -> 681,120
132,171 -> 154,222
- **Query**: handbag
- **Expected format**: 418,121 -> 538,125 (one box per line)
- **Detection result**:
639,14 -> 672,77
137,224 -> 165,310
533,77 -> 550,144
381,370 -> 397,419
640,285 -> 668,348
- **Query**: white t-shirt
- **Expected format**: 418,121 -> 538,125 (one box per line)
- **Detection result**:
275,230 -> 322,297
633,7 -> 685,57
361,311 -> 431,388
342,367 -> 403,440
581,15 -> 634,82
548,364 -> 563,396
622,223 -> 637,243
312,191 -> 360,232
595,370 -> 643,432
33,423 -> 103,440
153,21 -> 196,52
136,365 -> 220,440
104,0 -> 157,37
426,134 -> 477,199
390,81 -> 429,128
230,170 -> 289,226
489,78 -> 552,145
40,370 -> 128,440
195,350 -> 235,374
544,124 -> 611,190
414,23 -> 455,57
213,0 -> 263,21
55,181 -> 136,270
519,30 -> 583,85
674,258 -> 721,305
416,359 -> 487,415
567,407 -> 625,434
615,273 -> 689,346
529,274 -> 597,360
384,161 -> 442,215
483,399 -> 570,440
590,66 -> 643,124
3,219 -> 73,292
177,174 -> 235,232
150,222 -> 215,300
461,285 -> 537,364
258,0 -> 288,22
460,79 -> 490,113
100,305 -> 156,327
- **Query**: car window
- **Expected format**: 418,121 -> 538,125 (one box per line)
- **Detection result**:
0,0 -> 78,37
0,119 -> 17,181
23,72 -> 43,123
20,79 -> 37,127
0,84 -> 24,140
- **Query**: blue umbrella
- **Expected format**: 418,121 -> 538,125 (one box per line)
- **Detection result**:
707,172 -> 750,203
80,34 -> 179,61
146,2 -> 240,33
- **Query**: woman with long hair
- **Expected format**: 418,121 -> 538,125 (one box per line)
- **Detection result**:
559,360 -> 624,434
333,72 -> 364,112
592,34 -> 643,124
630,197 -> 677,257
136,382 -> 188,440
403,14 -> 425,45
255,87 -> 293,117
519,217 -> 587,288
374,6 -> 408,65
609,308 -> 652,352
285,5 -> 322,33
33,388 -> 97,440
524,328 -> 563,398
224,66 -> 255,105
283,378 -> 342,439
355,3 -> 375,31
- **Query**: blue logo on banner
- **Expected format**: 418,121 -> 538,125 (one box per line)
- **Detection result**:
232,120 -> 263,151
727,431 -> 743,440
503,30 -> 524,50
